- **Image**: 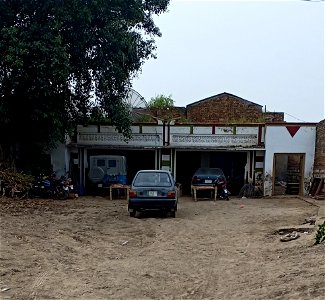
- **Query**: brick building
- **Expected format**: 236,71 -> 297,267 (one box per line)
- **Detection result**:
314,119 -> 325,177
186,92 -> 284,124
310,120 -> 325,198
52,92 -> 317,197
137,92 -> 284,124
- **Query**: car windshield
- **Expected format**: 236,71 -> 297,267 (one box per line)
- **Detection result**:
195,168 -> 224,176
133,172 -> 172,187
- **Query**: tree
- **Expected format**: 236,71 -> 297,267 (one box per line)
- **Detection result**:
148,94 -> 174,109
147,94 -> 178,122
0,0 -> 170,171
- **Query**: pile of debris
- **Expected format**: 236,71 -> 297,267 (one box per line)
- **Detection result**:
309,178 -> 325,200
0,169 -> 33,199
238,183 -> 263,198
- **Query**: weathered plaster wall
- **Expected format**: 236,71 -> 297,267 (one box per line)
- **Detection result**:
264,125 -> 316,196
51,143 -> 69,178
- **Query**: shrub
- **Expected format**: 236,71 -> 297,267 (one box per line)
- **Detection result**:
315,221 -> 325,245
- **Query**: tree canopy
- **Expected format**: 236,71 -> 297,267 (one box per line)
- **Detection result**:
0,0 -> 170,171
148,94 -> 174,109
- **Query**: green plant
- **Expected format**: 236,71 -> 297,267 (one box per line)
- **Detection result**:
1,0 -> 170,168
148,94 -> 174,109
136,114 -> 154,123
315,221 -> 325,244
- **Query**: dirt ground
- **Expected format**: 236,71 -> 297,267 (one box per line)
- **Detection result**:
0,194 -> 324,300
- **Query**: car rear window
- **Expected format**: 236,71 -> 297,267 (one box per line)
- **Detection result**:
196,168 -> 224,176
133,172 -> 172,187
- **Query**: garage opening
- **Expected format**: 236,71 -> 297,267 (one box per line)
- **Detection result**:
273,153 -> 304,196
175,150 -> 247,196
85,148 -> 156,193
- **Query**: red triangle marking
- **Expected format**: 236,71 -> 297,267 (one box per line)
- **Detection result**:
286,126 -> 300,137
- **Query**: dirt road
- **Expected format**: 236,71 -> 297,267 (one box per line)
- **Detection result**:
0,195 -> 324,300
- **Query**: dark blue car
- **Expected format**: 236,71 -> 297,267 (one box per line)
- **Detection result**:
128,170 -> 178,218
191,167 -> 226,186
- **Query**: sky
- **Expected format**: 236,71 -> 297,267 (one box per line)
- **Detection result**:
131,0 -> 324,122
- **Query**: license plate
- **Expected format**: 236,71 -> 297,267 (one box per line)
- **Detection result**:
205,180 -> 212,184
98,183 -> 103,187
148,191 -> 157,197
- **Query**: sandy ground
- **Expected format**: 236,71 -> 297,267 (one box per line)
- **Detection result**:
0,194 -> 324,300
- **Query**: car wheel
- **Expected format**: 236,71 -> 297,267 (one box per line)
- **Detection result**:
129,210 -> 136,217
170,211 -> 176,218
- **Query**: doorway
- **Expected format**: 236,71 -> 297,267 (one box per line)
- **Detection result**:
175,150 -> 246,195
273,154 -> 304,195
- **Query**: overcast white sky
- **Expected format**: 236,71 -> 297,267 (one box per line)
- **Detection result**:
132,0 -> 324,122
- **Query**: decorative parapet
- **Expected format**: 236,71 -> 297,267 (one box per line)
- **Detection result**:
78,133 -> 162,147
76,125 -> 261,148
170,134 -> 258,147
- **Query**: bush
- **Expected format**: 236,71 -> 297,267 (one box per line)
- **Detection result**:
315,221 -> 325,245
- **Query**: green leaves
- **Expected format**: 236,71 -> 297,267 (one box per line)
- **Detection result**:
315,221 -> 325,245
148,94 -> 175,109
0,0 -> 170,171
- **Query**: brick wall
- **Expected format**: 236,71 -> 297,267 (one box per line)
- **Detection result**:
263,112 -> 284,122
133,107 -> 186,123
149,107 -> 186,120
135,93 -> 284,124
186,94 -> 265,123
314,119 -> 325,177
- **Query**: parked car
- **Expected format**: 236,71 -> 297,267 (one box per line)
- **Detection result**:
128,170 -> 178,218
191,167 -> 229,200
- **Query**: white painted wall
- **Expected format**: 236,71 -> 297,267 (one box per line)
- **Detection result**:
236,127 -> 259,135
142,126 -> 163,134
170,126 -> 191,134
264,125 -> 316,196
100,126 -> 117,133
51,143 -> 69,178
193,127 -> 212,134
215,127 -> 233,134
78,124 -> 164,135
77,125 -> 98,133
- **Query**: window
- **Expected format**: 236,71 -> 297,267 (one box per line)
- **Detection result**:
97,159 -> 105,167
134,172 -> 172,187
108,160 -> 117,168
